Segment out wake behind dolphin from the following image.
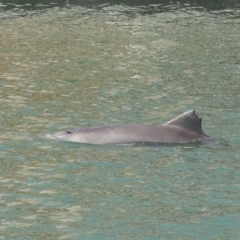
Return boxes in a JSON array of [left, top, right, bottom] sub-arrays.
[[52, 110, 216, 145]]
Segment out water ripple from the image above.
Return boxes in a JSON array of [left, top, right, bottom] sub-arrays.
[[0, 2, 240, 239]]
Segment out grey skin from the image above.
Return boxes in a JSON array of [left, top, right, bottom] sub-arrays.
[[53, 110, 213, 145]]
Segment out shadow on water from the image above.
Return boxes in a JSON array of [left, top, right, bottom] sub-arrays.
[[1, 0, 240, 12]]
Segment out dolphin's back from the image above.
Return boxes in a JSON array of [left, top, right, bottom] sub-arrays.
[[53, 110, 210, 145]]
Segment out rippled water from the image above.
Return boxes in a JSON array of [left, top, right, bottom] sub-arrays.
[[0, 1, 240, 239]]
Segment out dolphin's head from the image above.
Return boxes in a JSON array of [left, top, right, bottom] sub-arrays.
[[53, 130, 73, 141]]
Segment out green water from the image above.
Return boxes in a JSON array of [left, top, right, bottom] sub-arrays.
[[0, 2, 240, 239]]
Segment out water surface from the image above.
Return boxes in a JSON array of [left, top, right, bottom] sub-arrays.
[[0, 1, 240, 239]]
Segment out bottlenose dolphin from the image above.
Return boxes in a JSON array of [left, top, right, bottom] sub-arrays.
[[53, 110, 214, 145]]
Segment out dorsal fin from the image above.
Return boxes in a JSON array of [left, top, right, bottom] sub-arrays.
[[164, 110, 206, 135]]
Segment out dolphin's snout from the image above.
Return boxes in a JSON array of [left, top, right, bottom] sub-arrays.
[[53, 131, 69, 139]]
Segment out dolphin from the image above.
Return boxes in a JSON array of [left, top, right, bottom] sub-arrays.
[[52, 110, 215, 145]]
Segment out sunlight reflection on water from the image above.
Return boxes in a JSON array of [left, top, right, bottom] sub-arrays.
[[0, 2, 240, 239]]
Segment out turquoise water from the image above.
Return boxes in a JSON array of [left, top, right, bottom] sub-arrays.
[[0, 2, 240, 239]]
